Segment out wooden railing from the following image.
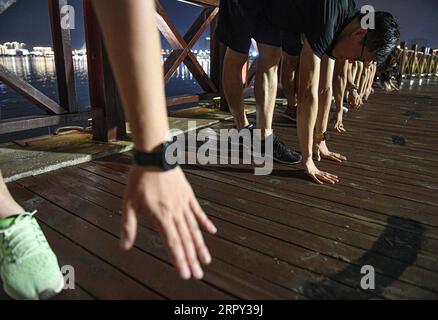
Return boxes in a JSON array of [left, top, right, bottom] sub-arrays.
[[397, 42, 438, 79], [0, 0, 99, 138], [0, 0, 227, 142]]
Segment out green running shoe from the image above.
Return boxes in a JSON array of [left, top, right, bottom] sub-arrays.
[[0, 211, 64, 300]]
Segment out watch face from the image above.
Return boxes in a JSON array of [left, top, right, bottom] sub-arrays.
[[324, 132, 331, 141]]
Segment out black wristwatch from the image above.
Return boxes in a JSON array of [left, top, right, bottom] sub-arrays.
[[133, 141, 178, 171]]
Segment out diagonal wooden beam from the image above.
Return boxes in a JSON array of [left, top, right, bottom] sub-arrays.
[[0, 64, 67, 115], [155, 1, 184, 49], [163, 49, 187, 82], [183, 7, 219, 49], [185, 52, 217, 91], [156, 1, 218, 92]]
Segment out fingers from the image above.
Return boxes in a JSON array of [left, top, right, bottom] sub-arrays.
[[190, 199, 217, 235], [174, 215, 204, 280], [336, 153, 348, 161], [155, 201, 216, 281], [326, 154, 343, 163], [120, 200, 138, 251], [309, 173, 323, 185], [157, 216, 192, 280], [184, 210, 212, 266], [318, 172, 339, 184], [317, 171, 340, 184], [326, 152, 347, 162], [308, 169, 339, 185]]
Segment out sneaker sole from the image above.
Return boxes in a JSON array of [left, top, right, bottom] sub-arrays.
[[252, 150, 302, 165], [3, 273, 64, 300], [273, 156, 302, 165]]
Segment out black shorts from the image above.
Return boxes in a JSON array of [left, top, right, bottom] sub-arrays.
[[216, 0, 281, 54], [216, 0, 302, 56], [282, 32, 303, 57]]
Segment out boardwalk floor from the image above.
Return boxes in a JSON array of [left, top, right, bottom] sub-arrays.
[[2, 80, 438, 300]]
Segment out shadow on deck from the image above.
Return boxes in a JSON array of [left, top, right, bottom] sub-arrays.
[[2, 80, 438, 300]]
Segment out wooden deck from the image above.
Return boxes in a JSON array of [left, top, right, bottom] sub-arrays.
[[2, 80, 438, 300]]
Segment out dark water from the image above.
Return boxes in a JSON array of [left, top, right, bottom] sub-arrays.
[[0, 55, 208, 142]]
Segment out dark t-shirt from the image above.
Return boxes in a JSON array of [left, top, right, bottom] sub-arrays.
[[266, 0, 358, 58]]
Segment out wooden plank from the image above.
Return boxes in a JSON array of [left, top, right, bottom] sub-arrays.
[[49, 0, 78, 113], [17, 170, 303, 299], [167, 93, 219, 106], [33, 169, 352, 299], [93, 150, 438, 240], [11, 179, 232, 300], [0, 64, 66, 115], [87, 153, 438, 252], [65, 163, 438, 276], [0, 109, 101, 135], [66, 161, 438, 299], [42, 225, 163, 299]]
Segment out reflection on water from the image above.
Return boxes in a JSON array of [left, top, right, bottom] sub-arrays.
[[0, 55, 210, 121]]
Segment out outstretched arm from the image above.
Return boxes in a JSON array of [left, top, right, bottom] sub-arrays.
[[298, 40, 339, 184], [333, 59, 348, 132], [93, 0, 217, 280], [315, 56, 347, 163]]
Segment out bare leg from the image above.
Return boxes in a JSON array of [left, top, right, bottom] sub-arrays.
[[0, 172, 24, 219], [222, 47, 250, 130], [281, 52, 299, 109], [254, 43, 282, 137]]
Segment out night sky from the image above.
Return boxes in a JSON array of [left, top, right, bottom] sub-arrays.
[[0, 0, 437, 49]]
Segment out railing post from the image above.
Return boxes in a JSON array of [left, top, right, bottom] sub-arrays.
[[83, 0, 127, 142], [48, 0, 78, 113], [399, 42, 408, 78], [209, 15, 229, 112], [410, 44, 419, 78], [434, 50, 438, 76]]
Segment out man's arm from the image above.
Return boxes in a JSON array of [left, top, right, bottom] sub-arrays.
[[346, 63, 362, 108], [364, 62, 377, 100], [314, 56, 347, 162], [93, 0, 217, 281], [333, 59, 348, 132], [298, 40, 339, 184], [358, 62, 371, 98]]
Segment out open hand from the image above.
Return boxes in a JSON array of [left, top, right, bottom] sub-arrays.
[[348, 90, 362, 109], [121, 166, 217, 280], [316, 140, 347, 163], [303, 158, 340, 185], [334, 112, 347, 133]]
